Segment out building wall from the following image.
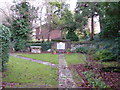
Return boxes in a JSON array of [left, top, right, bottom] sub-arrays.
[[31, 27, 62, 40]]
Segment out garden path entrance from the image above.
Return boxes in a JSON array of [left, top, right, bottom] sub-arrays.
[[58, 54, 77, 88]]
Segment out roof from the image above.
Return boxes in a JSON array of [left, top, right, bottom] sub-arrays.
[[36, 29, 61, 39]]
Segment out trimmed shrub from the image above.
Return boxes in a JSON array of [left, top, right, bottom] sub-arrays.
[[93, 38, 120, 62], [93, 49, 114, 61], [66, 31, 79, 41], [0, 25, 11, 72], [76, 47, 88, 53], [87, 47, 97, 55]]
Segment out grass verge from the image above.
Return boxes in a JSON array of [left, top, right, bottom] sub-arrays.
[[65, 53, 86, 87], [17, 53, 58, 64], [65, 53, 86, 65], [2, 56, 58, 88], [70, 68, 83, 87]]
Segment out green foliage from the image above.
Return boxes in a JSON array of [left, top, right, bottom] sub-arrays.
[[71, 42, 97, 55], [49, 2, 66, 29], [12, 21, 30, 51], [18, 54, 58, 64], [0, 25, 11, 72], [92, 39, 119, 62], [75, 47, 88, 53], [74, 2, 120, 62], [67, 48, 71, 52], [93, 49, 114, 61], [82, 71, 108, 88], [114, 38, 120, 62], [100, 16, 120, 38], [10, 1, 38, 51], [75, 2, 101, 40], [65, 54, 86, 65], [75, 2, 120, 40], [87, 46, 97, 55], [14, 39, 28, 51], [75, 11, 87, 31], [66, 31, 79, 41], [99, 2, 120, 39], [53, 48, 56, 51], [50, 2, 77, 39], [3, 56, 58, 86]]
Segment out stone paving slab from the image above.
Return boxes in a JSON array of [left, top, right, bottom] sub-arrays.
[[58, 54, 77, 88]]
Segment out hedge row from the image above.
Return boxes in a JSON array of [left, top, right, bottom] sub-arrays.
[[74, 39, 119, 62], [0, 25, 11, 72]]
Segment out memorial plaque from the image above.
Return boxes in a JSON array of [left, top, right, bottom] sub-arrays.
[[57, 42, 65, 49]]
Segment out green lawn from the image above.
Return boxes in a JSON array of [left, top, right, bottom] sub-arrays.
[[17, 53, 58, 64], [65, 53, 86, 65], [3, 56, 58, 88]]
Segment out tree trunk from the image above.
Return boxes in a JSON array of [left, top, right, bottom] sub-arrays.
[[61, 30, 65, 39], [48, 29, 51, 41], [90, 15, 94, 41]]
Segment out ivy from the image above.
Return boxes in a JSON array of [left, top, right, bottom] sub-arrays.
[[82, 71, 108, 88], [0, 24, 11, 72]]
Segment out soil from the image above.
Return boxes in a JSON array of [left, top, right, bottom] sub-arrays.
[[68, 55, 120, 89]]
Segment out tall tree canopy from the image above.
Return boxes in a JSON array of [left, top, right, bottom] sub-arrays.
[[75, 2, 100, 40], [99, 2, 120, 39], [48, 2, 78, 41], [10, 1, 38, 51]]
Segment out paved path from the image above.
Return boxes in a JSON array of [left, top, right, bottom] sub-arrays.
[[58, 54, 77, 88], [10, 54, 58, 68]]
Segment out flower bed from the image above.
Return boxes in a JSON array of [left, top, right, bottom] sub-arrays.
[[69, 63, 120, 89]]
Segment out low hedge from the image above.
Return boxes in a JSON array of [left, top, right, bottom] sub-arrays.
[[93, 49, 115, 61], [75, 47, 88, 53], [93, 39, 120, 62], [0, 25, 11, 72]]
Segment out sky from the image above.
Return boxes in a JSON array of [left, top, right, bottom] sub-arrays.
[[0, 0, 100, 33], [0, 0, 77, 25], [0, 0, 77, 11], [66, 0, 77, 11]]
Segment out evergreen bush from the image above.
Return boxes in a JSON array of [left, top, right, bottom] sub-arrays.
[[0, 25, 11, 72], [66, 31, 79, 41], [75, 47, 88, 53], [93, 49, 114, 61]]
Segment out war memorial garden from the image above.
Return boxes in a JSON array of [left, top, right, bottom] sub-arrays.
[[0, 1, 120, 89]]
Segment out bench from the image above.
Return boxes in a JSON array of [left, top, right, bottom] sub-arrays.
[[30, 46, 41, 53]]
